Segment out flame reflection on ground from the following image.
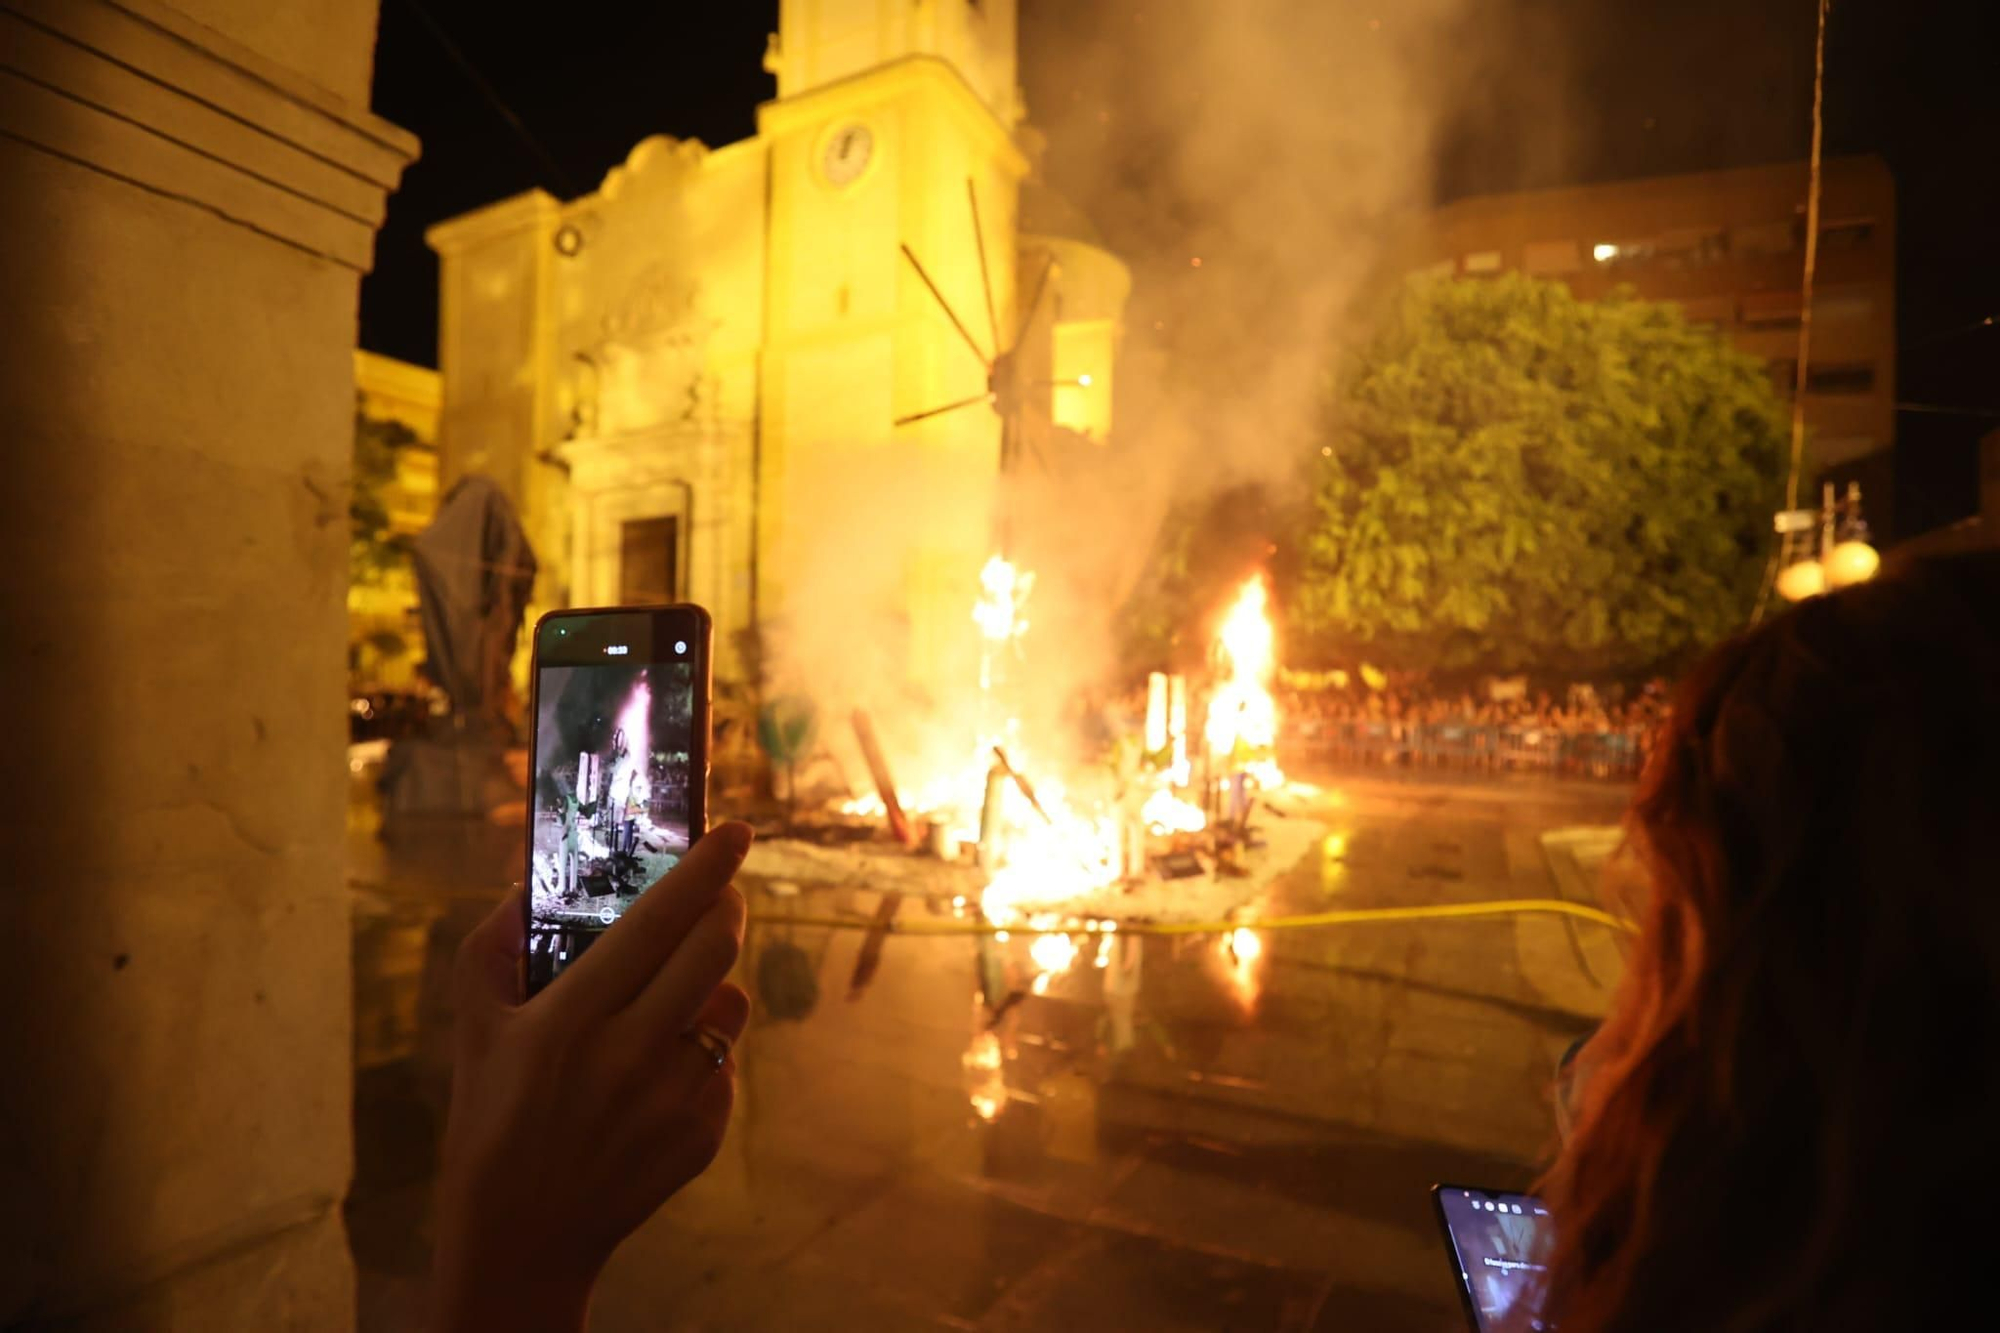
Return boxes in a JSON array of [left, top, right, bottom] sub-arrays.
[[963, 1027, 1007, 1122], [1223, 925, 1265, 1012]]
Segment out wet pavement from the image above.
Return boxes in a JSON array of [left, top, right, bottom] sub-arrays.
[[345, 770, 1629, 1331]]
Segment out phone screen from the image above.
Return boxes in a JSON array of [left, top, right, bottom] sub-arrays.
[[1433, 1185, 1554, 1331], [524, 606, 709, 995]]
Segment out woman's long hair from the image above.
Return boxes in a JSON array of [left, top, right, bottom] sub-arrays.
[[1536, 552, 2000, 1331]]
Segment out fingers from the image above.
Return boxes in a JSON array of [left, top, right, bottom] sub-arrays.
[[625, 886, 747, 1039], [692, 981, 751, 1046], [633, 1050, 736, 1202], [548, 823, 753, 1018], [454, 888, 526, 1037]]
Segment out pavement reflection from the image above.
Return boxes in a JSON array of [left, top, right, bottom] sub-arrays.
[[348, 769, 1628, 1331]]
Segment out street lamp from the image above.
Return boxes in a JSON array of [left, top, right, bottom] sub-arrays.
[[1775, 481, 1879, 602]]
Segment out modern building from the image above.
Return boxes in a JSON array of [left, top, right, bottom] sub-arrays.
[[349, 348, 440, 690], [425, 0, 1128, 703], [1401, 156, 1896, 480], [1893, 429, 2000, 557]]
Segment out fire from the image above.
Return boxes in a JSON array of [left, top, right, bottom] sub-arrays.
[[851, 560, 1292, 997], [982, 787, 1121, 927], [973, 554, 1033, 697], [607, 677, 652, 809], [840, 773, 980, 844], [1029, 930, 1078, 973], [1223, 924, 1264, 1011], [1027, 922, 1081, 994], [1205, 577, 1283, 788], [973, 554, 1031, 640], [1141, 785, 1207, 835], [963, 1028, 1007, 1122]]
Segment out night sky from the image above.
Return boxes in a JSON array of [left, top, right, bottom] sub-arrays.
[[360, 0, 2000, 537]]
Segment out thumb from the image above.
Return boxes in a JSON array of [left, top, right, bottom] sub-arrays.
[[454, 887, 525, 1034]]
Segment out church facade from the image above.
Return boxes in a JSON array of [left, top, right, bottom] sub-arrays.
[[427, 0, 1128, 699]]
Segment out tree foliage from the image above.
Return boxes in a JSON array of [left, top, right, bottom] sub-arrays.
[[352, 395, 418, 591], [1116, 484, 1305, 678], [1298, 273, 1786, 677]]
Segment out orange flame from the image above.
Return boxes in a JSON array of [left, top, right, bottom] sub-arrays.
[[1205, 576, 1283, 787]]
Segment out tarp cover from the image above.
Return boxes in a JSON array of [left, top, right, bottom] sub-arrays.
[[412, 475, 537, 721]]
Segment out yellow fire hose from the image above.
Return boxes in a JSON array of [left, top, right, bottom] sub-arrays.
[[351, 881, 1635, 937], [750, 897, 1635, 937]]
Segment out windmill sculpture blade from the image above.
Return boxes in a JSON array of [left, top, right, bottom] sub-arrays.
[[894, 391, 994, 427], [900, 243, 989, 367], [967, 178, 1001, 350], [1011, 252, 1055, 353]]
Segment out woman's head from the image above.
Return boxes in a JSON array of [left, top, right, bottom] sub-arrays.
[[1539, 551, 2000, 1332]]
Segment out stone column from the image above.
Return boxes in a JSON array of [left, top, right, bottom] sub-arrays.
[[0, 1, 415, 1328]]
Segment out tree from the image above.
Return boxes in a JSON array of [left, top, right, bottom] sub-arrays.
[[352, 396, 417, 593], [1116, 484, 1306, 678], [1298, 273, 1786, 678], [350, 397, 422, 677]]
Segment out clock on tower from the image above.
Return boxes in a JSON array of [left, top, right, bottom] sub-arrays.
[[820, 122, 874, 188]]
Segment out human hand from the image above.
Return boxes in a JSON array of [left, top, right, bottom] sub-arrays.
[[430, 822, 755, 1333]]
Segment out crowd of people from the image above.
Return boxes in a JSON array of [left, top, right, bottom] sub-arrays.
[[1279, 677, 1670, 780]]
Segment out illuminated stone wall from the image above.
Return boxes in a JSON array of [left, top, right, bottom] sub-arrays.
[[429, 0, 1129, 710], [0, 0, 415, 1326]]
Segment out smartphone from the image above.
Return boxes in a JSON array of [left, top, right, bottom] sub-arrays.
[[1431, 1183, 1555, 1331], [522, 604, 712, 996]]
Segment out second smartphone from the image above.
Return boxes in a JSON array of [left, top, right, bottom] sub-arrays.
[[521, 604, 712, 997]]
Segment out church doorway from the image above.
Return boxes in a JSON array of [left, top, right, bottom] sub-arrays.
[[618, 515, 681, 605]]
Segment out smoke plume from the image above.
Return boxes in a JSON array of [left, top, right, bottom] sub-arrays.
[[769, 0, 1552, 786]]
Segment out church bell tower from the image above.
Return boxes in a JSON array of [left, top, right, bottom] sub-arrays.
[[756, 0, 1030, 701], [764, 0, 1021, 122]]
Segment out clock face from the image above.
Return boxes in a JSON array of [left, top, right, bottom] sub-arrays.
[[821, 123, 873, 187]]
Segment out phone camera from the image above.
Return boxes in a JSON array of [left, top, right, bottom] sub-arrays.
[[674, 639, 688, 654]]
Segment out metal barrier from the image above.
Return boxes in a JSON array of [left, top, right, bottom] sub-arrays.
[[1285, 718, 1649, 781]]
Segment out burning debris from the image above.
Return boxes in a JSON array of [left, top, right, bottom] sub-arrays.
[[1206, 576, 1284, 820], [746, 561, 1320, 1020]]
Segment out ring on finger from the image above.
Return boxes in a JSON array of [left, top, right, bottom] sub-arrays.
[[684, 1024, 733, 1070]]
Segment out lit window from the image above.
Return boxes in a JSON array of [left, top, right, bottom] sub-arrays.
[[1051, 320, 1113, 440], [1591, 240, 1653, 266], [1463, 250, 1502, 274]]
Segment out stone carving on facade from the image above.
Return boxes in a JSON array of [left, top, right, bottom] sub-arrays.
[[575, 263, 722, 438]]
